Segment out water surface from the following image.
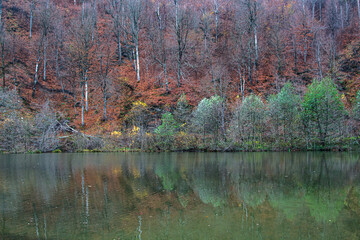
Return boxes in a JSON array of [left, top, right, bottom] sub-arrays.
[[0, 152, 359, 239]]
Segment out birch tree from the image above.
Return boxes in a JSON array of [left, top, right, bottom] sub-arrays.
[[29, 0, 35, 38], [73, 6, 95, 125], [125, 0, 142, 82]]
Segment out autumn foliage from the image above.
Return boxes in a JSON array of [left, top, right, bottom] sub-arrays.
[[0, 0, 359, 134]]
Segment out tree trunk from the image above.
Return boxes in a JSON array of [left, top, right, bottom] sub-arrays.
[[238, 67, 245, 101], [319, 0, 322, 22], [117, 35, 122, 65], [177, 53, 182, 87], [56, 48, 65, 98], [164, 63, 169, 92], [254, 25, 258, 66], [304, 35, 308, 63], [312, 0, 315, 20], [248, 40, 252, 84], [32, 55, 40, 98], [214, 0, 219, 43], [91, 0, 97, 42], [1, 36, 5, 91], [81, 84, 85, 126], [293, 36, 298, 72], [85, 71, 88, 111], [43, 36, 48, 81], [30, 0, 34, 38], [0, 0, 3, 24], [103, 91, 107, 120], [340, 6, 344, 29], [316, 38, 322, 79], [82, 0, 85, 23], [135, 42, 140, 82]]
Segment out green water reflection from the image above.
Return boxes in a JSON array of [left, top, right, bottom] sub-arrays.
[[0, 152, 359, 239]]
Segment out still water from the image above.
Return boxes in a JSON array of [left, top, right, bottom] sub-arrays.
[[0, 152, 359, 240]]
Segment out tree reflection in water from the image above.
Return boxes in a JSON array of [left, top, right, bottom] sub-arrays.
[[0, 152, 359, 239]]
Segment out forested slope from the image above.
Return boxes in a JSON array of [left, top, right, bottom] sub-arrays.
[[0, 0, 360, 152]]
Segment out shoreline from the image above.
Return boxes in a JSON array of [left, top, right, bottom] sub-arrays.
[[1, 146, 357, 154]]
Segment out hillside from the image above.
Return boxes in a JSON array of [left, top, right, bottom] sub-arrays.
[[0, 0, 360, 153]]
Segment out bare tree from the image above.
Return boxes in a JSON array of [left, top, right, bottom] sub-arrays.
[[149, 2, 169, 92], [107, 0, 124, 66], [0, 1, 6, 91], [213, 0, 219, 43], [29, 0, 35, 38], [72, 5, 95, 125], [0, 0, 2, 23], [326, 0, 339, 80], [54, 15, 66, 97], [125, 0, 142, 82], [198, 6, 211, 53], [32, 0, 55, 97], [32, 34, 44, 98], [96, 34, 112, 121], [39, 0, 53, 82], [312, 24, 324, 80], [171, 0, 191, 87], [231, 30, 247, 100], [243, 0, 259, 84]]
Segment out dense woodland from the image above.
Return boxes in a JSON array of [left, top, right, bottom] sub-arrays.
[[0, 0, 360, 152]]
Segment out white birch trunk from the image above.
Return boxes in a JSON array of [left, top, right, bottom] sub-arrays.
[[85, 73, 88, 111], [43, 36, 48, 81], [136, 43, 140, 82], [32, 56, 40, 97], [30, 0, 34, 38]]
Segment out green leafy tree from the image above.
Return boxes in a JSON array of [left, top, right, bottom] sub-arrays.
[[353, 91, 360, 121], [155, 112, 179, 149], [352, 91, 360, 139], [230, 94, 266, 148], [268, 83, 301, 146], [301, 78, 346, 148], [192, 95, 224, 143]]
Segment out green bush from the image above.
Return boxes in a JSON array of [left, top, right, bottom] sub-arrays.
[[301, 78, 347, 147], [353, 91, 360, 121], [230, 94, 266, 149], [268, 83, 301, 146], [192, 95, 225, 143], [155, 113, 179, 149]]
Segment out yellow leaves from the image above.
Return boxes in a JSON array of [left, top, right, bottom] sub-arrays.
[[178, 131, 187, 136], [111, 131, 122, 136], [128, 126, 140, 147], [132, 167, 141, 178], [341, 94, 346, 100], [112, 167, 122, 176], [133, 101, 147, 108], [132, 125, 140, 133]]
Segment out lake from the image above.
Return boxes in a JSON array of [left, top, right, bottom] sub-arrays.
[[0, 152, 359, 239]]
